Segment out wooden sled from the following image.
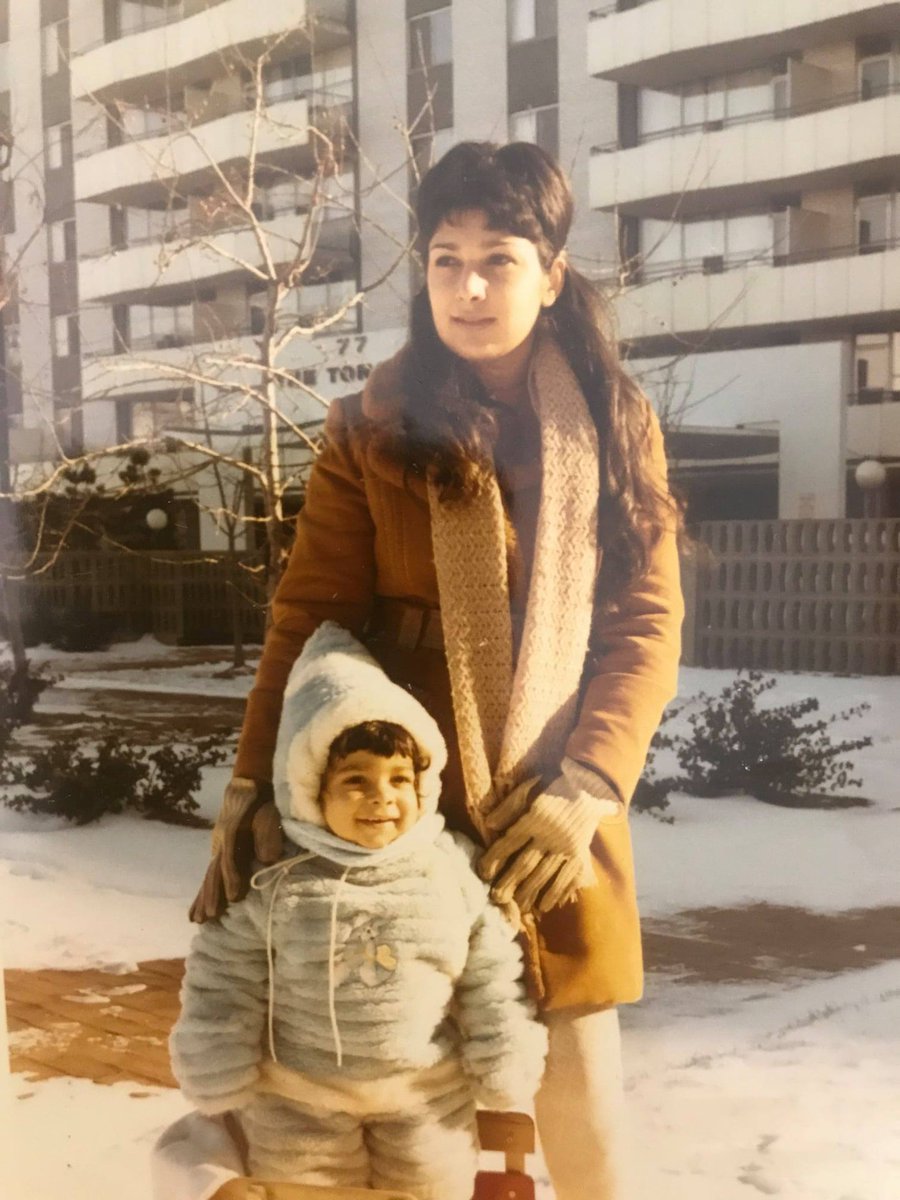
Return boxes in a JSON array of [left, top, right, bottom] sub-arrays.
[[219, 1110, 537, 1200]]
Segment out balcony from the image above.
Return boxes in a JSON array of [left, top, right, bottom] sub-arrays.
[[75, 96, 312, 206], [71, 0, 350, 106], [591, 90, 900, 218], [81, 278, 361, 401], [589, 1, 900, 89], [78, 212, 355, 305], [615, 241, 900, 344], [598, 80, 900, 153]]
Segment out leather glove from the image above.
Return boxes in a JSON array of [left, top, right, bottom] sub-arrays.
[[479, 758, 622, 915], [189, 778, 283, 923]]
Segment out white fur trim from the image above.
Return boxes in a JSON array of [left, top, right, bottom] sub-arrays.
[[274, 622, 447, 828]]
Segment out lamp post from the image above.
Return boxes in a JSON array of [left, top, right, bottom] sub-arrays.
[[854, 459, 886, 519]]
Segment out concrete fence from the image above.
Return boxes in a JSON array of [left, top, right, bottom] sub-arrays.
[[8, 551, 267, 646], [682, 519, 899, 675], [7, 519, 899, 674]]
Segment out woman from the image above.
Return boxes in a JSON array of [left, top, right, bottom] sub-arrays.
[[188, 141, 683, 1200]]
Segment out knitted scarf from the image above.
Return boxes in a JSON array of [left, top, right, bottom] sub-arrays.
[[427, 333, 600, 837]]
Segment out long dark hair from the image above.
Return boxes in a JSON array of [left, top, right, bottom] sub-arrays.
[[394, 140, 680, 596]]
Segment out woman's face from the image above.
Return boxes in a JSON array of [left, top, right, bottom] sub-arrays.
[[426, 209, 563, 369]]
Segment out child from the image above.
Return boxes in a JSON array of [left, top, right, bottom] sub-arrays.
[[168, 622, 547, 1200]]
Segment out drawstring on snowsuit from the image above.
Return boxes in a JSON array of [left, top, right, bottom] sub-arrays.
[[251, 854, 354, 1069]]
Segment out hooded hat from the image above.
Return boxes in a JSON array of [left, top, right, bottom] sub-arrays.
[[272, 622, 447, 840]]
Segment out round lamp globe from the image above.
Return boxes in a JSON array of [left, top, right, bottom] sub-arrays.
[[145, 507, 169, 531]]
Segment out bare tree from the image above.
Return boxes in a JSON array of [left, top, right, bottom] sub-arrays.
[[76, 25, 418, 611]]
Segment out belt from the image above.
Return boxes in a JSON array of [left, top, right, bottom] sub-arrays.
[[366, 597, 445, 652], [366, 597, 525, 653]]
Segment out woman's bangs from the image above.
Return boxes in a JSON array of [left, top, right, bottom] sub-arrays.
[[419, 176, 543, 251]]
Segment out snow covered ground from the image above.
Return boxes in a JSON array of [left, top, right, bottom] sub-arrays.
[[2, 642, 899, 1198]]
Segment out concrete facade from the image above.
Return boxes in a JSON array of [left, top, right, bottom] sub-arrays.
[[1, 0, 617, 548], [590, 0, 900, 519]]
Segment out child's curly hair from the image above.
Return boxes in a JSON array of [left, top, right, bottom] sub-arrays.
[[325, 720, 431, 777]]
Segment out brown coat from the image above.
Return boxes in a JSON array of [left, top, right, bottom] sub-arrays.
[[234, 354, 684, 1012]]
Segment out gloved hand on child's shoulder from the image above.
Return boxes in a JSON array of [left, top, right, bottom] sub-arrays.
[[189, 777, 283, 924]]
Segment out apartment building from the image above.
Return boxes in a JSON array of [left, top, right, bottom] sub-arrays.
[[589, 0, 900, 520], [0, 0, 616, 549]]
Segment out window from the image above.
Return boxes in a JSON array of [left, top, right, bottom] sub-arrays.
[[857, 193, 892, 251], [124, 204, 187, 246], [772, 73, 790, 116], [677, 80, 726, 128], [258, 177, 309, 219], [265, 277, 357, 333], [119, 0, 175, 38], [507, 0, 557, 42], [724, 68, 771, 119], [42, 22, 66, 77], [48, 219, 76, 263], [859, 55, 892, 100], [683, 219, 725, 264], [643, 211, 775, 274], [638, 88, 681, 138], [771, 208, 789, 260], [128, 302, 193, 350], [121, 102, 171, 140], [725, 213, 771, 262], [641, 219, 682, 270], [508, 0, 536, 43], [408, 8, 452, 71], [509, 105, 558, 158], [681, 82, 707, 128], [854, 333, 900, 402], [704, 78, 726, 124], [264, 56, 311, 105], [132, 398, 193, 439], [53, 314, 79, 359], [315, 58, 354, 107], [45, 122, 70, 170]]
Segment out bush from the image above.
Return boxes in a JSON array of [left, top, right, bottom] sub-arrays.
[[19, 604, 118, 652], [1, 723, 228, 825], [674, 670, 872, 805], [631, 773, 675, 821], [632, 709, 678, 822]]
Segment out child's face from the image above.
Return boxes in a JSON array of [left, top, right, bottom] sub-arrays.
[[320, 750, 420, 848]]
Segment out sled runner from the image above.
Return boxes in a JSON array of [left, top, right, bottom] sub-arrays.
[[218, 1110, 537, 1200]]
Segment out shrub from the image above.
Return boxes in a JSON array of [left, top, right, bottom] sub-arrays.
[[632, 709, 678, 822], [13, 601, 118, 651], [674, 670, 872, 804], [1, 723, 228, 826]]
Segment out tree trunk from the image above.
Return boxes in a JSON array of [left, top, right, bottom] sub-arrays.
[[0, 572, 35, 721], [260, 290, 287, 603], [227, 547, 246, 670], [0, 573, 27, 675]]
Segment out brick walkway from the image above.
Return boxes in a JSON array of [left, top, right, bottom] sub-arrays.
[[7, 959, 183, 1089], [6, 904, 899, 1092]]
